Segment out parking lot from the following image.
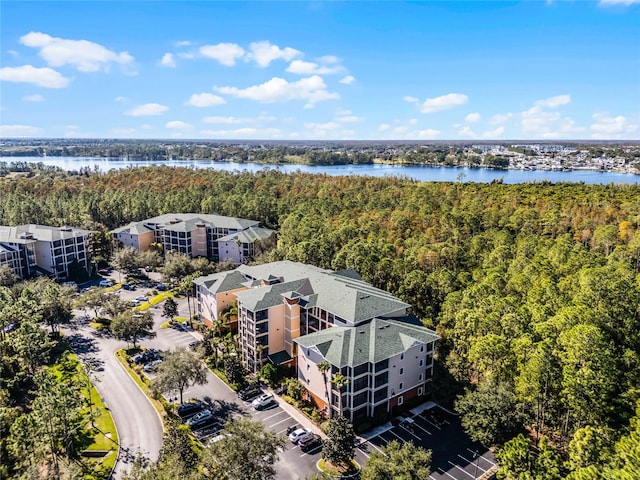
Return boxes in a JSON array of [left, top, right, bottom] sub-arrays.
[[359, 403, 497, 480]]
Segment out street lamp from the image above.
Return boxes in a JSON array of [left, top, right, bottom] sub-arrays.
[[473, 450, 479, 479]]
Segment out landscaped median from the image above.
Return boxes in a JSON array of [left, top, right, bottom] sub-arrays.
[[133, 291, 174, 312], [115, 348, 169, 424]]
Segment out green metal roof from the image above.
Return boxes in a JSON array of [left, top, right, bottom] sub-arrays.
[[193, 270, 247, 293], [294, 318, 439, 367]]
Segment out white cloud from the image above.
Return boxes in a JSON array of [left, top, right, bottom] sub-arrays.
[[175, 40, 192, 47], [489, 113, 513, 125], [591, 113, 638, 139], [115, 96, 128, 102], [160, 53, 176, 67], [304, 121, 355, 139], [286, 59, 345, 75], [200, 127, 282, 138], [521, 106, 561, 136], [0, 65, 70, 88], [178, 52, 195, 59], [419, 93, 468, 114], [335, 110, 363, 123], [214, 75, 339, 106], [403, 96, 419, 103], [247, 41, 301, 67], [185, 93, 226, 107], [378, 123, 391, 131], [317, 55, 340, 64], [339, 75, 355, 85], [20, 31, 134, 73], [0, 124, 42, 136], [457, 126, 477, 138], [125, 103, 168, 116], [482, 126, 505, 139], [165, 120, 193, 130], [8, 50, 19, 57], [415, 129, 441, 139], [599, 0, 640, 5], [465, 112, 481, 123], [199, 43, 245, 66], [203, 115, 274, 124], [534, 94, 571, 108], [23, 94, 43, 102]]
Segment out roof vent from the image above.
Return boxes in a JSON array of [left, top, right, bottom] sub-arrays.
[[359, 330, 365, 334]]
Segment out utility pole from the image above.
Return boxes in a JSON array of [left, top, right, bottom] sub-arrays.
[[473, 450, 480, 479]]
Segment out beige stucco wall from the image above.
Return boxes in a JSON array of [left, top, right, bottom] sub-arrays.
[[192, 226, 208, 257], [267, 303, 285, 354], [298, 347, 332, 408], [218, 239, 242, 264]]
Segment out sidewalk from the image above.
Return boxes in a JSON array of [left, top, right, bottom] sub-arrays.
[[268, 388, 326, 438]]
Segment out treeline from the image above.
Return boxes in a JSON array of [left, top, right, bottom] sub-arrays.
[[1, 167, 639, 475]]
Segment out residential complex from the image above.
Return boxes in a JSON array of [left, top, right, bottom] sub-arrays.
[[0, 224, 92, 280], [194, 261, 439, 424], [111, 213, 275, 263]]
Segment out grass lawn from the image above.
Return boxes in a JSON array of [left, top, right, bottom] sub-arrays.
[[317, 458, 361, 477], [133, 291, 174, 312]]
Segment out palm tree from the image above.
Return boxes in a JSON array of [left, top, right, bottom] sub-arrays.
[[331, 373, 349, 418], [317, 360, 331, 418], [256, 344, 266, 369]]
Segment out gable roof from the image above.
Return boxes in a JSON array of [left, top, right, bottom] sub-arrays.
[[217, 226, 276, 243], [111, 222, 152, 235], [193, 270, 247, 293], [0, 224, 91, 243], [143, 213, 260, 231], [295, 318, 439, 367]]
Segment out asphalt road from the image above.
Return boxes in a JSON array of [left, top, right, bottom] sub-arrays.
[[64, 319, 164, 479]]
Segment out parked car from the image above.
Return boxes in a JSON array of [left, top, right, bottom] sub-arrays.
[[156, 284, 167, 291], [251, 393, 275, 410], [177, 401, 205, 420], [186, 409, 215, 429], [299, 433, 322, 453], [99, 280, 113, 287], [238, 385, 262, 401], [143, 359, 162, 372], [132, 349, 161, 364], [122, 283, 136, 291], [188, 340, 203, 350], [288, 427, 312, 444], [135, 295, 148, 302], [98, 268, 111, 275]]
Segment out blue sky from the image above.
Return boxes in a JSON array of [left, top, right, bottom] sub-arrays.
[[1, 1, 639, 140]]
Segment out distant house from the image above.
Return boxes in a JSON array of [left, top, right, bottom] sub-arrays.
[[194, 261, 439, 424], [0, 224, 92, 280], [110, 213, 276, 263]]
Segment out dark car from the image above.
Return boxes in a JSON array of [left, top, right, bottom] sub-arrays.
[[122, 283, 136, 291], [186, 409, 216, 430], [98, 268, 111, 275], [299, 433, 322, 453], [132, 349, 161, 364], [156, 284, 167, 291], [238, 385, 262, 401], [177, 401, 205, 420]]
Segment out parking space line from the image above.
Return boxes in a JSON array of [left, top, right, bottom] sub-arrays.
[[357, 448, 370, 458], [261, 410, 286, 422], [438, 468, 460, 480], [399, 424, 423, 441], [300, 445, 322, 457], [389, 429, 408, 443], [267, 417, 292, 429], [449, 461, 475, 479], [422, 416, 442, 430], [429, 476, 437, 480], [362, 439, 386, 454], [458, 454, 487, 473], [466, 449, 496, 466], [412, 421, 433, 436]]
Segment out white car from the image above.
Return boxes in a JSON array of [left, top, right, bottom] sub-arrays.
[[288, 427, 312, 444], [251, 393, 275, 410], [135, 295, 148, 302], [99, 280, 113, 287]]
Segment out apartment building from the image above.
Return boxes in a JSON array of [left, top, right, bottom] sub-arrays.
[[0, 224, 92, 280], [0, 243, 22, 279], [111, 213, 275, 263], [194, 261, 439, 423]]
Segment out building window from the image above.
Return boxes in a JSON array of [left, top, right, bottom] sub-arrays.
[[419, 359, 424, 367], [307, 378, 310, 385], [398, 396, 404, 406], [418, 387, 423, 396], [420, 345, 424, 352], [400, 353, 404, 360], [399, 368, 404, 375], [307, 364, 310, 371], [419, 373, 423, 381], [399, 382, 403, 390]]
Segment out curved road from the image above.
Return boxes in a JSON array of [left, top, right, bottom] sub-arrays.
[[65, 319, 163, 478]]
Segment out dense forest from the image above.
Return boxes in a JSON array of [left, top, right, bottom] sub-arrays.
[[1, 166, 639, 477]]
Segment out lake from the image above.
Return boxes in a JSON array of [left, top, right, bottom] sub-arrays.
[[2, 156, 639, 185]]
